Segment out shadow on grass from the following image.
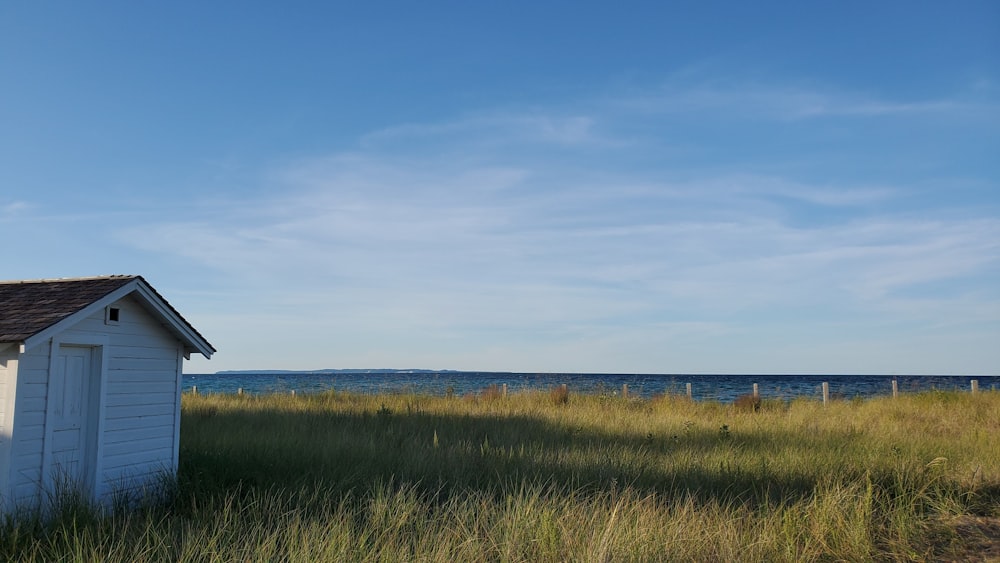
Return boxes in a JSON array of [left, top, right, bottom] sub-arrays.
[[179, 400, 869, 510]]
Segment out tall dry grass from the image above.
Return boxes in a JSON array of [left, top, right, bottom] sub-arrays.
[[1, 389, 997, 561]]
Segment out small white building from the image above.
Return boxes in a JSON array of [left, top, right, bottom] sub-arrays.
[[0, 276, 214, 510]]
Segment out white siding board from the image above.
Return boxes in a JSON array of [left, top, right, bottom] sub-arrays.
[[14, 352, 48, 372], [110, 342, 178, 357], [104, 337, 179, 353], [103, 426, 172, 445], [109, 323, 177, 342], [11, 483, 42, 503], [11, 454, 43, 497], [12, 397, 46, 416], [104, 403, 175, 419], [14, 412, 44, 428], [102, 414, 174, 432], [101, 476, 160, 495], [101, 470, 170, 496], [107, 371, 175, 384], [105, 381, 177, 395], [11, 420, 45, 497], [13, 425, 44, 443], [105, 332, 183, 350], [17, 382, 47, 399], [103, 436, 174, 458], [16, 370, 48, 385], [102, 447, 174, 470], [104, 460, 172, 478], [109, 358, 178, 372], [13, 462, 40, 482], [105, 392, 176, 408], [102, 470, 162, 488], [107, 382, 177, 394]]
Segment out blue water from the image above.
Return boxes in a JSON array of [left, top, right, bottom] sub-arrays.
[[182, 372, 999, 403]]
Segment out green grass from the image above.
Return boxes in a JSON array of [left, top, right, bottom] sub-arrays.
[[2, 389, 998, 561]]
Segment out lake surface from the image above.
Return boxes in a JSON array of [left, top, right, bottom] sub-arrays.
[[182, 372, 999, 403]]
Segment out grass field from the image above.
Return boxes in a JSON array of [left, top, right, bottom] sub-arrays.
[[2, 389, 999, 561]]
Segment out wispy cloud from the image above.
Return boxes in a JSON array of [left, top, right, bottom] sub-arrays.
[[120, 79, 999, 372], [360, 113, 604, 149], [1, 201, 30, 217], [120, 150, 999, 325], [617, 76, 989, 121]]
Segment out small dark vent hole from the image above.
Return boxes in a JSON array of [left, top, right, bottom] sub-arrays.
[[109, 308, 120, 322]]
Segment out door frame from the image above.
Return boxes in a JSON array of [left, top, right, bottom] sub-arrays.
[[40, 335, 109, 502]]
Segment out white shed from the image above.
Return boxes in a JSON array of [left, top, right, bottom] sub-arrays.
[[0, 275, 214, 510]]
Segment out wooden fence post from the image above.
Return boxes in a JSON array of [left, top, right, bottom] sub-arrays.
[[192, 385, 197, 395], [238, 387, 243, 395], [291, 390, 296, 397], [622, 384, 629, 398], [822, 382, 829, 405], [686, 382, 692, 399], [971, 380, 979, 394], [892, 379, 898, 399], [752, 383, 759, 398], [502, 383, 508, 399]]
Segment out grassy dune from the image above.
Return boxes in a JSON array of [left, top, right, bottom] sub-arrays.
[[2, 389, 999, 561]]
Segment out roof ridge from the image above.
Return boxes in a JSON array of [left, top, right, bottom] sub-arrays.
[[0, 275, 138, 285]]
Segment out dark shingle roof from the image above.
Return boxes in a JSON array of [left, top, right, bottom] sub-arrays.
[[0, 276, 139, 342]]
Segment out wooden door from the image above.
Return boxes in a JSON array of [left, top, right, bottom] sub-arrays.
[[50, 346, 96, 491]]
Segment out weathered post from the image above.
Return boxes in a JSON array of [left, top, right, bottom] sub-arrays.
[[971, 380, 979, 394], [622, 384, 629, 398], [822, 382, 830, 405], [752, 383, 759, 398], [502, 383, 508, 399], [686, 382, 692, 399], [892, 379, 898, 398], [291, 389, 296, 397], [238, 387, 243, 395], [192, 385, 197, 395]]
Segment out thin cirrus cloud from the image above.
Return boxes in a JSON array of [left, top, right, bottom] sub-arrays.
[[121, 80, 997, 373], [1, 201, 30, 218], [361, 114, 602, 149], [617, 77, 985, 121], [126, 156, 991, 310]]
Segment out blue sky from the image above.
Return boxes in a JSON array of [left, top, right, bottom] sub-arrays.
[[2, 2, 998, 374]]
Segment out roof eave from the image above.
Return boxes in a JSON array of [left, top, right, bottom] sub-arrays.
[[132, 281, 215, 359], [20, 278, 215, 359]]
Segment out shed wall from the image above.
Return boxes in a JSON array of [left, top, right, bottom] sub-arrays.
[[8, 295, 183, 506]]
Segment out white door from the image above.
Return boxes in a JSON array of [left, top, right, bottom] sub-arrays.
[[50, 346, 96, 491]]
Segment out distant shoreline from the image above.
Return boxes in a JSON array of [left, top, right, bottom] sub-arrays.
[[209, 369, 997, 377]]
